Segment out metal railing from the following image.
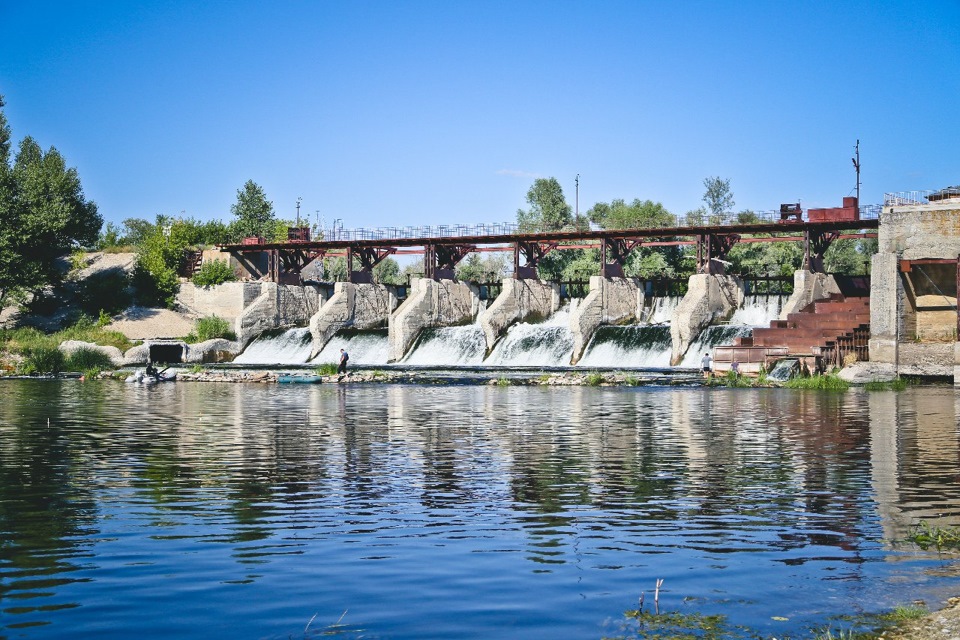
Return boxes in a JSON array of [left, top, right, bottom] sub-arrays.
[[316, 205, 882, 242], [884, 190, 935, 206]]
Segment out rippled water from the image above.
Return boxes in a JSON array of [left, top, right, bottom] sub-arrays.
[[1, 380, 959, 639]]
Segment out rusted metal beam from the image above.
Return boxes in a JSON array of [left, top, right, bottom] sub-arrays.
[[514, 240, 560, 279]]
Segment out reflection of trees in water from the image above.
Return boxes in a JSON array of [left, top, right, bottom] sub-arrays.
[[3, 380, 960, 615], [0, 381, 102, 620]]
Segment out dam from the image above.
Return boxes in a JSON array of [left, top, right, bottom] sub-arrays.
[[165, 191, 959, 381]]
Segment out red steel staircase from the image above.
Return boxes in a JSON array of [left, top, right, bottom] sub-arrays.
[[714, 294, 870, 373]]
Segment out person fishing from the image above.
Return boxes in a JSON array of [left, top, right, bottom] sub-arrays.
[[337, 348, 349, 382]]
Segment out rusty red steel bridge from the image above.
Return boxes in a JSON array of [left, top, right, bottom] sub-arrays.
[[218, 201, 880, 285]]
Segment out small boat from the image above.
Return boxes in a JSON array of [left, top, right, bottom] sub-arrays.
[[126, 370, 178, 384], [277, 374, 323, 384]]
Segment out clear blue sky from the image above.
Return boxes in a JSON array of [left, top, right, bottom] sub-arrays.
[[1, 1, 958, 230]]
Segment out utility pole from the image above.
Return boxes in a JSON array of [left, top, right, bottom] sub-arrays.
[[575, 174, 580, 219], [851, 140, 861, 205], [296, 197, 302, 226]]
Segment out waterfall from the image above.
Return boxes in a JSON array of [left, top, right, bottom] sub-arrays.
[[401, 325, 486, 366], [233, 328, 312, 364], [312, 330, 390, 365], [485, 302, 577, 366], [230, 293, 788, 369], [578, 324, 673, 368]]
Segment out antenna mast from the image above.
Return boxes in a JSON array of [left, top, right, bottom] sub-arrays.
[[851, 140, 861, 204]]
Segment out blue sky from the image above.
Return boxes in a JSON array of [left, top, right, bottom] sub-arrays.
[[1, 1, 958, 231]]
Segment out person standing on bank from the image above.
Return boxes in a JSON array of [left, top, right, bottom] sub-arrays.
[[701, 352, 712, 379], [338, 349, 349, 376]]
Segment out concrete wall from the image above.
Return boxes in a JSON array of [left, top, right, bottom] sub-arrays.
[[178, 282, 325, 347], [670, 274, 744, 365], [477, 278, 560, 356], [879, 204, 960, 258], [869, 203, 960, 382], [310, 282, 398, 359], [569, 276, 644, 365], [779, 270, 841, 319]]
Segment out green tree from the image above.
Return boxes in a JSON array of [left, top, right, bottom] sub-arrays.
[[516, 177, 575, 232], [702, 176, 734, 223], [229, 180, 275, 240], [373, 257, 405, 285], [455, 252, 509, 282], [588, 198, 675, 230], [130, 215, 194, 307], [0, 96, 102, 309]]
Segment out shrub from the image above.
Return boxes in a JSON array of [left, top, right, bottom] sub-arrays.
[[586, 372, 604, 386], [783, 374, 849, 391], [19, 345, 65, 375], [188, 315, 236, 343], [192, 260, 236, 287], [315, 363, 338, 376], [65, 347, 115, 374]]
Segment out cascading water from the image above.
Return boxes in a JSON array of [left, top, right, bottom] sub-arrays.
[[233, 328, 313, 364], [312, 329, 390, 365], [401, 325, 486, 366], [232, 293, 787, 370], [485, 302, 577, 366], [578, 324, 673, 368]]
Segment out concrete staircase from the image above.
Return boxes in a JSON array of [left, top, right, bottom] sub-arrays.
[[714, 294, 870, 373]]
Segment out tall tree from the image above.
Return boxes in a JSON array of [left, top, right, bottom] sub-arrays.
[[516, 177, 574, 232], [702, 176, 735, 223], [229, 180, 275, 240], [0, 96, 102, 308]]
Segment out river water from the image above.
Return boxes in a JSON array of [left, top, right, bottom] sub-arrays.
[[1, 380, 959, 639]]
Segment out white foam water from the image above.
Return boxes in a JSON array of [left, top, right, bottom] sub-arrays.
[[233, 327, 313, 364]]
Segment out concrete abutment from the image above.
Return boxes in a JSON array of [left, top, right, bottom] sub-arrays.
[[569, 277, 644, 365], [388, 278, 481, 363], [310, 283, 398, 359], [477, 279, 560, 356], [670, 274, 744, 365]]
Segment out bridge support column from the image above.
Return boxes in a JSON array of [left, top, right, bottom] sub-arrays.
[[309, 282, 398, 358], [388, 278, 481, 362], [478, 279, 560, 355], [670, 274, 744, 365], [778, 270, 841, 319], [569, 276, 644, 365]]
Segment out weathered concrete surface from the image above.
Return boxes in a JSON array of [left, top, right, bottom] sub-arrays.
[[477, 279, 560, 355], [869, 204, 960, 380], [779, 270, 841, 319], [869, 253, 900, 343], [311, 282, 398, 359], [569, 276, 644, 365], [879, 204, 960, 258], [178, 282, 325, 347], [955, 342, 960, 387], [670, 274, 744, 365], [388, 278, 480, 362]]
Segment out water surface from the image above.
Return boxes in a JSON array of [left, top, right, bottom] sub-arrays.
[[1, 381, 958, 639]]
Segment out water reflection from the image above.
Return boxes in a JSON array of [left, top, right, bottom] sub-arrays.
[[0, 381, 958, 639]]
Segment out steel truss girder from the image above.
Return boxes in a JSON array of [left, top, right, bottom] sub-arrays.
[[601, 237, 644, 278], [696, 233, 741, 274], [804, 230, 840, 273], [514, 240, 560, 279], [348, 245, 396, 284]]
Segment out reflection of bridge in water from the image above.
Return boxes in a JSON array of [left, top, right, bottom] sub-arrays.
[[219, 202, 880, 284]]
